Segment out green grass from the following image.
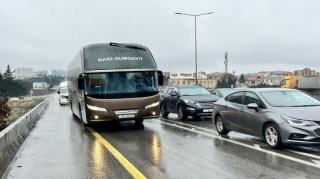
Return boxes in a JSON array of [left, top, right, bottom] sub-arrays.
[[8, 99, 44, 110]]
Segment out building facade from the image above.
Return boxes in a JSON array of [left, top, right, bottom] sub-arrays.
[[294, 68, 316, 77], [14, 67, 33, 78], [168, 72, 217, 89], [262, 75, 283, 86], [47, 68, 53, 76], [245, 76, 262, 87]]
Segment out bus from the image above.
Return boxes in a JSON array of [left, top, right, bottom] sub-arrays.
[[67, 42, 163, 126]]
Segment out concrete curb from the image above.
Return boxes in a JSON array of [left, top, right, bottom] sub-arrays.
[[0, 95, 53, 177]]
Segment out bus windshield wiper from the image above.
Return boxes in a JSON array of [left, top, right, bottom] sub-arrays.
[[110, 42, 146, 51]]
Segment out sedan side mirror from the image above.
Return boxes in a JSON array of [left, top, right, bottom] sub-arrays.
[[247, 103, 259, 112]]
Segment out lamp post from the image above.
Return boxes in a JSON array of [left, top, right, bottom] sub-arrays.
[[175, 12, 213, 85]]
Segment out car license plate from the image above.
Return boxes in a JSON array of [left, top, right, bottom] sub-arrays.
[[203, 109, 213, 112], [119, 114, 135, 118]]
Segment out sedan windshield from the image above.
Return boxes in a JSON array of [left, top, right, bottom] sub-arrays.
[[260, 91, 320, 107], [180, 87, 211, 96], [84, 71, 159, 99]]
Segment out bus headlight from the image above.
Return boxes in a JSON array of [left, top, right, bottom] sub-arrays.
[[87, 104, 107, 111], [145, 102, 159, 109]]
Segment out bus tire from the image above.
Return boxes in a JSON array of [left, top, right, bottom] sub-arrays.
[[79, 108, 89, 127], [135, 119, 144, 125], [70, 102, 76, 117]]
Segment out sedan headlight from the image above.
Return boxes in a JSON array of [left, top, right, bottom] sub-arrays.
[[87, 104, 107, 111], [281, 115, 315, 126], [182, 99, 196, 104], [145, 102, 159, 109]]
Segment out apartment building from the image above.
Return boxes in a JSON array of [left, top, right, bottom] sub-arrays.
[[293, 68, 316, 77], [168, 72, 217, 89], [14, 67, 33, 78]]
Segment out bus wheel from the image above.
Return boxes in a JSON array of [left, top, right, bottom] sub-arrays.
[[135, 119, 144, 125], [70, 102, 76, 117], [79, 108, 89, 127]]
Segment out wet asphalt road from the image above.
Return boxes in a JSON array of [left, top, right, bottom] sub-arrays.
[[2, 95, 320, 179]]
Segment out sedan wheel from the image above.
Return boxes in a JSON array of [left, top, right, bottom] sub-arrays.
[[264, 124, 282, 149], [177, 105, 187, 120], [215, 115, 229, 135]]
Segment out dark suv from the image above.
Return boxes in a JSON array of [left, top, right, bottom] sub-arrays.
[[160, 85, 220, 120]]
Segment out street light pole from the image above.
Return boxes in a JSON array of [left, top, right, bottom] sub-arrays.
[[195, 16, 197, 85], [175, 12, 213, 85]]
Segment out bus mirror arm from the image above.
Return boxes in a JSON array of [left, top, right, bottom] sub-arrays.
[[158, 70, 164, 86], [78, 78, 85, 90]]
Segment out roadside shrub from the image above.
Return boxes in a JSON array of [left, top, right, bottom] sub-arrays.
[[0, 96, 11, 130]]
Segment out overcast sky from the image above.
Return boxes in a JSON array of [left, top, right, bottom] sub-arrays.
[[1, 0, 320, 75]]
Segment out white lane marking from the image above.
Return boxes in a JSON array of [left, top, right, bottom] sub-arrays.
[[312, 160, 320, 166], [160, 118, 218, 134], [254, 144, 261, 150], [285, 150, 320, 160], [158, 120, 320, 169]]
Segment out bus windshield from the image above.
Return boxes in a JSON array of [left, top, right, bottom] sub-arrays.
[[84, 71, 159, 99]]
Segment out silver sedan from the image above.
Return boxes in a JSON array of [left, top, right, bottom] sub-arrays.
[[212, 88, 320, 148]]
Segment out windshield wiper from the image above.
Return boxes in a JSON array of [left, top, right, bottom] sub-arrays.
[[110, 42, 146, 51]]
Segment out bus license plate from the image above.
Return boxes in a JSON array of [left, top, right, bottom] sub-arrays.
[[203, 109, 213, 112], [119, 114, 135, 118]]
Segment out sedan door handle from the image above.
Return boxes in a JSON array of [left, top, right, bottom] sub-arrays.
[[240, 109, 244, 112]]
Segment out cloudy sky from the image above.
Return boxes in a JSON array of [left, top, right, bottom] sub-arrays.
[[1, 0, 320, 75]]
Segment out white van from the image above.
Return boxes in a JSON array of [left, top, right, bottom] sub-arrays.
[[57, 81, 69, 105]]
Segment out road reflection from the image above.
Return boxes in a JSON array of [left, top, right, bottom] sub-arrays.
[[152, 134, 161, 165], [92, 140, 107, 178]]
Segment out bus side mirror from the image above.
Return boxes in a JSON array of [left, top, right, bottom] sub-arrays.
[[78, 78, 85, 90], [158, 71, 163, 85]]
